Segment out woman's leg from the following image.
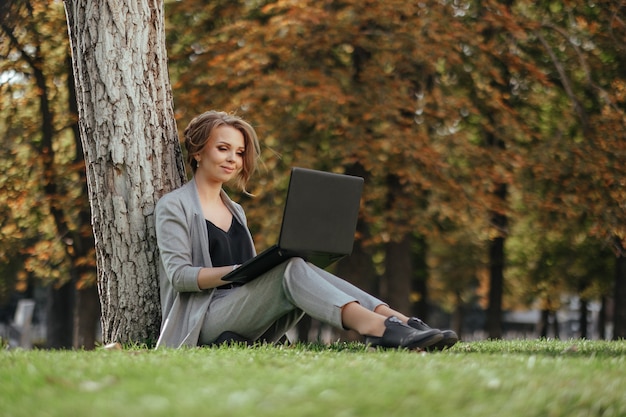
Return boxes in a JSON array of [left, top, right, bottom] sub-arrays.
[[373, 305, 410, 323], [341, 301, 387, 336], [199, 258, 363, 344], [198, 261, 305, 344], [307, 262, 418, 324], [200, 257, 442, 349]]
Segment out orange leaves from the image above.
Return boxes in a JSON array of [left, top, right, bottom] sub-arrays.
[[165, 0, 626, 299]]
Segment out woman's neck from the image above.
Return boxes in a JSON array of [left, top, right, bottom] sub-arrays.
[[194, 175, 223, 204]]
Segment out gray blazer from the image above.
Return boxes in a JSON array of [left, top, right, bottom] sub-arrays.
[[154, 178, 256, 348]]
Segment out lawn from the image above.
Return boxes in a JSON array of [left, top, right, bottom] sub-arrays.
[[1, 339, 625, 417]]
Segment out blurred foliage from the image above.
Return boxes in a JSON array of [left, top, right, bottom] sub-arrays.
[[0, 0, 96, 305], [0, 0, 624, 324], [164, 0, 624, 312]]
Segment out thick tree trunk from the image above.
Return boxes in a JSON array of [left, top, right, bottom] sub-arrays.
[[64, 0, 185, 344], [67, 53, 101, 349]]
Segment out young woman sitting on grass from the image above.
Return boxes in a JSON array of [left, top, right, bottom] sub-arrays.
[[155, 110, 458, 351]]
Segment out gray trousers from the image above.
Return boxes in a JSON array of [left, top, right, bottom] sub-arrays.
[[198, 257, 385, 344]]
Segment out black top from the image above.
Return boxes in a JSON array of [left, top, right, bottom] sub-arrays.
[[205, 218, 254, 267]]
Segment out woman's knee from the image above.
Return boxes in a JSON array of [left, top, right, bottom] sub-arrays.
[[287, 257, 307, 269]]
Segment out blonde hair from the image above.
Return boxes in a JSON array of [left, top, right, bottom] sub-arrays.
[[184, 111, 260, 192]]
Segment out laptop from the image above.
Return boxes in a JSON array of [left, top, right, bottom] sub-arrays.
[[222, 167, 364, 284]]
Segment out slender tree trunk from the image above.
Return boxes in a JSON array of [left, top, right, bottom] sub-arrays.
[[380, 174, 412, 315], [579, 298, 588, 339], [486, 212, 506, 338], [384, 236, 412, 315], [613, 238, 626, 340], [64, 0, 185, 344], [46, 281, 75, 349], [411, 234, 429, 320], [74, 285, 100, 349], [539, 309, 549, 338], [332, 163, 378, 342], [553, 313, 560, 339], [599, 296, 607, 340], [334, 239, 378, 342], [451, 291, 464, 338]]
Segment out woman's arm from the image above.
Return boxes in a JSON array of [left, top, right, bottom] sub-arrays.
[[156, 192, 242, 291], [155, 195, 203, 292], [196, 265, 239, 290]]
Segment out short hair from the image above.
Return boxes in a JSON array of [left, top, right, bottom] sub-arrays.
[[183, 110, 261, 193]]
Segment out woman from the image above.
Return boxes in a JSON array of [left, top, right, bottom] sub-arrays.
[[155, 110, 458, 350]]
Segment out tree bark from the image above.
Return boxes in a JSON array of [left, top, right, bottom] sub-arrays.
[[64, 0, 185, 344], [67, 53, 101, 349]]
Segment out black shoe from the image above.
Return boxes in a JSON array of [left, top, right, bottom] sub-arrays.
[[365, 316, 443, 350], [407, 317, 459, 350], [212, 331, 253, 346]]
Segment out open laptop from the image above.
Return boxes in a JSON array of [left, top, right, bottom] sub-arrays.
[[222, 167, 364, 284]]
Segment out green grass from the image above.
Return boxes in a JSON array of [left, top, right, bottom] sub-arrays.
[[2, 339, 625, 417]]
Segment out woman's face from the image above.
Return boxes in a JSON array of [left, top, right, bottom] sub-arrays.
[[194, 125, 245, 185]]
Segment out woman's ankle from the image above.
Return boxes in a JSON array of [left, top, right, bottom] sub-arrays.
[[341, 302, 386, 337], [374, 305, 409, 323]]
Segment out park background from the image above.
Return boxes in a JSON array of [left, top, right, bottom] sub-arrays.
[[0, 0, 625, 349]]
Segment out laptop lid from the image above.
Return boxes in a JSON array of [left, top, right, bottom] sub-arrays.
[[222, 167, 364, 283], [277, 167, 363, 256]]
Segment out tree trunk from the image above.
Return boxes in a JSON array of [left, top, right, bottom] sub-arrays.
[[613, 238, 626, 340], [46, 281, 75, 349], [486, 225, 506, 338], [64, 0, 185, 344], [451, 291, 464, 338], [553, 313, 560, 339], [74, 285, 100, 349], [380, 174, 412, 315], [599, 296, 607, 340], [579, 298, 588, 339], [332, 163, 378, 342], [539, 309, 549, 338], [384, 236, 412, 316], [67, 53, 101, 349], [411, 234, 429, 320], [485, 183, 507, 339]]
